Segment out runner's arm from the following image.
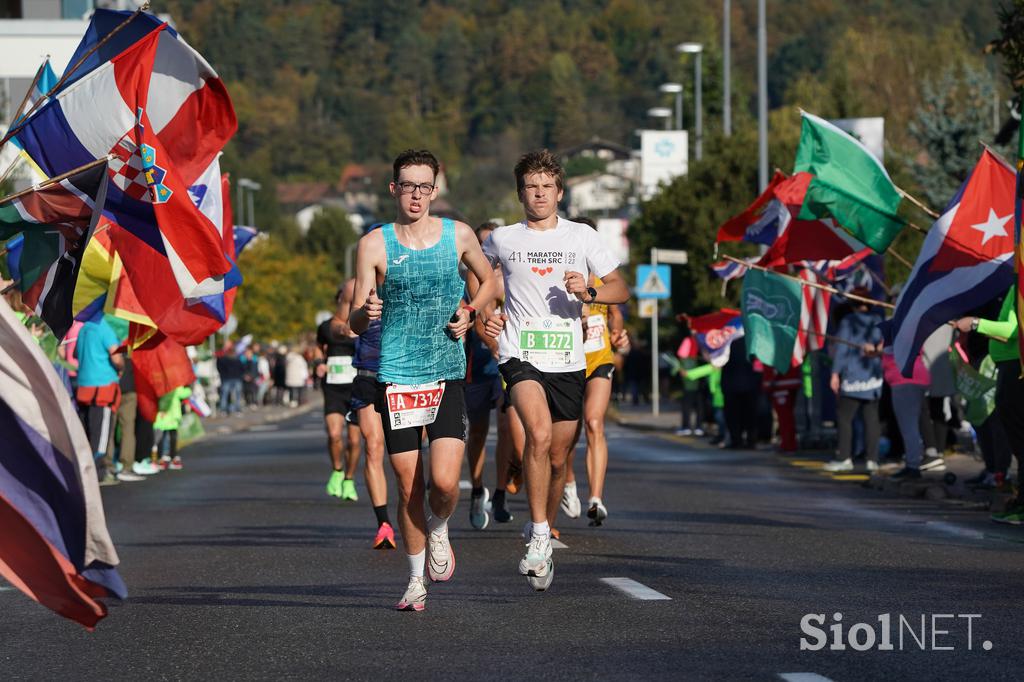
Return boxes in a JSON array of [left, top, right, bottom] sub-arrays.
[[450, 222, 496, 338], [466, 268, 499, 355], [349, 234, 384, 335], [330, 279, 357, 338], [589, 268, 629, 305]]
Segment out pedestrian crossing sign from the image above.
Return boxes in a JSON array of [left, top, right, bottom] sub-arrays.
[[636, 264, 671, 299]]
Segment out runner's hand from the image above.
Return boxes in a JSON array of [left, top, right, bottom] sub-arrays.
[[315, 364, 327, 378], [611, 329, 629, 350], [485, 312, 507, 339], [563, 270, 588, 301], [363, 288, 383, 321], [447, 307, 472, 339]]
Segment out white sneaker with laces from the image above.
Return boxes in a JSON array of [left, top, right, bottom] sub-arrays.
[[133, 460, 161, 475], [866, 460, 879, 473], [395, 576, 427, 611], [823, 458, 854, 472], [427, 526, 455, 582], [560, 482, 581, 519], [518, 532, 553, 576]]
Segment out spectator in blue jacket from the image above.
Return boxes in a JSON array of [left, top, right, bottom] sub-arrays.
[[824, 291, 883, 473]]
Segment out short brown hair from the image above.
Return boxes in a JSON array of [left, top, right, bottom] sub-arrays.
[[514, 149, 564, 193], [393, 149, 440, 182]]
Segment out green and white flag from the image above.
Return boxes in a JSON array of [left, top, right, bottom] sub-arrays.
[[741, 268, 802, 372], [794, 112, 904, 253]]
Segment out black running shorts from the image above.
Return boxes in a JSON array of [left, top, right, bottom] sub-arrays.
[[499, 358, 585, 423], [350, 374, 377, 411], [587, 363, 615, 382], [323, 384, 353, 416], [375, 380, 468, 454]]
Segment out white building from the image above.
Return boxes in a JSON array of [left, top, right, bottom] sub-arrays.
[[0, 1, 147, 188]]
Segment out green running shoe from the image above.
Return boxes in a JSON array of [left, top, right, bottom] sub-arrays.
[[991, 501, 1024, 526], [326, 470, 344, 498], [341, 477, 359, 501]]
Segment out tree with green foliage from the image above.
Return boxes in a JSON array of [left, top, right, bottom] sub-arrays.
[[299, 206, 360, 280], [909, 64, 1002, 209], [233, 238, 337, 342]]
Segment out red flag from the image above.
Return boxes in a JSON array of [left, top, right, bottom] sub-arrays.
[[132, 335, 195, 423]]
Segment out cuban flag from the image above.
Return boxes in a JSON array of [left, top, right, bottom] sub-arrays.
[[15, 19, 237, 303], [0, 296, 125, 630], [888, 150, 1016, 376]]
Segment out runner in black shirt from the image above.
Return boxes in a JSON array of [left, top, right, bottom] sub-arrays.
[[317, 287, 361, 502]]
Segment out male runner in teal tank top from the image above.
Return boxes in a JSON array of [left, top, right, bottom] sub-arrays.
[[350, 149, 496, 611]]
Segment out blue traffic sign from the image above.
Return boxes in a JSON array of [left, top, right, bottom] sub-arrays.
[[636, 264, 671, 299]]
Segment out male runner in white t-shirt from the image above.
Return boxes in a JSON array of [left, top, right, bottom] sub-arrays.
[[482, 149, 629, 590]]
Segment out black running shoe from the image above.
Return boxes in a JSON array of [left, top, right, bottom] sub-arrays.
[[890, 466, 922, 481]]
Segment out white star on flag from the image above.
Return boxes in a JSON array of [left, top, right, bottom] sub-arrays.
[[970, 208, 1012, 245]]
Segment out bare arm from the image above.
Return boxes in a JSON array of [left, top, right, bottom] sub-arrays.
[[330, 278, 357, 338], [448, 222, 497, 339], [349, 233, 385, 335], [467, 268, 499, 355]]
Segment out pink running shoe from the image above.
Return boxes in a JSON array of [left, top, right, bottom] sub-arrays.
[[374, 522, 397, 550]]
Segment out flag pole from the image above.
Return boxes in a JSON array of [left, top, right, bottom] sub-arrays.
[[896, 187, 940, 219], [723, 254, 895, 309], [0, 58, 47, 158], [0, 156, 110, 207], [0, 3, 151, 149], [886, 247, 913, 269]]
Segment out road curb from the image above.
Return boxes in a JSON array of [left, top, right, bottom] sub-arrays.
[[180, 398, 322, 449]]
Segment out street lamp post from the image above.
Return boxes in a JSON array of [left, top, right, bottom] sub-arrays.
[[659, 83, 684, 131], [723, 0, 731, 136], [677, 43, 703, 161], [646, 107, 672, 131], [757, 0, 768, 191]]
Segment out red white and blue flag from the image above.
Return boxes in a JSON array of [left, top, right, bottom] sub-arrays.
[[0, 297, 125, 630], [14, 15, 237, 304], [718, 171, 869, 266], [888, 150, 1016, 375]]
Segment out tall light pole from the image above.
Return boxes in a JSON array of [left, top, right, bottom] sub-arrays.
[[757, 0, 768, 190], [723, 0, 731, 136], [659, 83, 684, 131], [646, 107, 672, 131], [677, 42, 703, 161]]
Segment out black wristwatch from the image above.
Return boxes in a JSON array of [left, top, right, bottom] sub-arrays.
[[586, 286, 598, 303]]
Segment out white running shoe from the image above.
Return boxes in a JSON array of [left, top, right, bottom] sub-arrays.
[[823, 458, 854, 472], [587, 498, 608, 526], [395, 576, 427, 611], [116, 471, 145, 482], [518, 532, 553, 577], [133, 460, 161, 475], [866, 460, 879, 473], [427, 526, 455, 582], [560, 482, 581, 519], [470, 487, 491, 530]]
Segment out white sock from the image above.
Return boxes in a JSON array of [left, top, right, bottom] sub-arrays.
[[408, 550, 426, 578], [589, 497, 602, 506], [427, 514, 448, 536], [532, 520, 550, 538]]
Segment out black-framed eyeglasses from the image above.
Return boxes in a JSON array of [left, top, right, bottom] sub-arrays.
[[396, 182, 435, 195]]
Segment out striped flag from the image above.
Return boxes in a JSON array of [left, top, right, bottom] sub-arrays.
[[0, 159, 109, 338], [1015, 108, 1024, 367], [710, 259, 750, 281], [792, 267, 831, 366], [0, 296, 125, 630]]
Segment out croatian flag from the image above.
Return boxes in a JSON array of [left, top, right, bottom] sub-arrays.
[[710, 259, 750, 281], [888, 150, 1016, 375], [233, 226, 260, 256], [0, 297, 125, 630], [692, 313, 744, 368], [15, 19, 236, 302]]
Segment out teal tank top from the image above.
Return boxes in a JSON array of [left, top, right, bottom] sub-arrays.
[[378, 218, 466, 384]]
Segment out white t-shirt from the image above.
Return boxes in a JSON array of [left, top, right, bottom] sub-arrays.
[[482, 217, 619, 372]]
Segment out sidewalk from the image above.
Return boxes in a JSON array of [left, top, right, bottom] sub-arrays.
[[612, 400, 1017, 515], [181, 395, 322, 447]]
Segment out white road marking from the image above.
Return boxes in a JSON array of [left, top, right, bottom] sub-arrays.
[[599, 577, 671, 600], [778, 674, 836, 682], [248, 424, 279, 432], [551, 538, 568, 549]]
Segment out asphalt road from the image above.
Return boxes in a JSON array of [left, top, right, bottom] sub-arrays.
[[2, 408, 1023, 681]]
